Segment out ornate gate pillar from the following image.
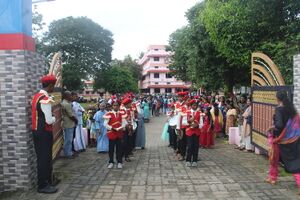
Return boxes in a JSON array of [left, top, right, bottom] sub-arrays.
[[294, 54, 300, 113]]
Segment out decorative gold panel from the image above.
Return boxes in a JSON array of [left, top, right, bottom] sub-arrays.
[[252, 91, 277, 104], [252, 131, 269, 151]]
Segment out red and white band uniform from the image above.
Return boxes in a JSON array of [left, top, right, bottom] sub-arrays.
[[185, 108, 201, 163], [176, 102, 189, 129], [120, 106, 137, 134], [186, 109, 201, 136], [120, 105, 137, 160], [103, 110, 127, 164], [32, 90, 56, 132], [31, 90, 56, 189]]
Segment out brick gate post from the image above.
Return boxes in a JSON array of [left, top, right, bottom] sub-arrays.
[[0, 50, 46, 192], [0, 0, 46, 192]]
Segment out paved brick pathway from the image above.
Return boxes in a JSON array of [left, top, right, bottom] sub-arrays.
[[1, 115, 299, 200]]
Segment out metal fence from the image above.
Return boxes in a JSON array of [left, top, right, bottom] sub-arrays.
[[251, 86, 293, 153]]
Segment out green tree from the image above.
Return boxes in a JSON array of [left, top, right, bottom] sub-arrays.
[[32, 5, 47, 53], [42, 16, 114, 89], [95, 65, 138, 94], [203, 0, 300, 85], [169, 2, 237, 91], [111, 55, 142, 82], [168, 27, 190, 82], [62, 64, 83, 91]]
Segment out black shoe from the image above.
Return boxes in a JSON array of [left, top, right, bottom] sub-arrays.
[[38, 185, 58, 194]]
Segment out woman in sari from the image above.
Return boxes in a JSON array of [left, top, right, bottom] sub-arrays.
[[95, 102, 109, 153], [200, 107, 214, 148], [135, 105, 146, 149], [242, 97, 253, 152], [211, 103, 223, 138], [225, 102, 237, 135], [142, 99, 150, 122], [266, 91, 300, 195]]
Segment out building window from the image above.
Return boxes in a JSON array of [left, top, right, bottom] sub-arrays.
[[154, 57, 160, 61], [154, 73, 159, 78], [86, 91, 90, 94], [154, 49, 159, 51], [154, 88, 160, 93], [166, 73, 172, 78], [155, 82, 159, 84], [142, 75, 146, 81], [167, 82, 171, 85], [165, 88, 172, 93], [154, 66, 159, 69]]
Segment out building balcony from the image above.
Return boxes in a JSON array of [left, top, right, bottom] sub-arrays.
[[142, 69, 170, 76], [139, 80, 190, 89]]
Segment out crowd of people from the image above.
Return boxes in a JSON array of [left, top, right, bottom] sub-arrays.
[[62, 93, 148, 168], [162, 91, 300, 194], [32, 75, 148, 194], [31, 74, 300, 195], [161, 92, 253, 167]]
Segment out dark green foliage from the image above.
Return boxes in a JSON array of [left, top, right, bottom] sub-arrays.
[[203, 0, 299, 85], [169, 0, 299, 91], [94, 65, 138, 94], [42, 16, 114, 90], [62, 64, 83, 91]]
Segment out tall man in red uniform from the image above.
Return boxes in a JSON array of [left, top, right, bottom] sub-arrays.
[[31, 74, 58, 193]]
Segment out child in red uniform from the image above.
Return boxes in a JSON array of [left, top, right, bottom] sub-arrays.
[[185, 100, 201, 167], [103, 100, 127, 169]]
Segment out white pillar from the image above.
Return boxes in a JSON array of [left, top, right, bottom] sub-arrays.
[[150, 88, 154, 94], [293, 54, 300, 113]]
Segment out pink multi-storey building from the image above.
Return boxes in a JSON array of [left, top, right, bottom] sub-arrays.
[[138, 45, 191, 94]]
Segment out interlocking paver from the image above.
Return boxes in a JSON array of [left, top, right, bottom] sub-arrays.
[[1, 115, 299, 199]]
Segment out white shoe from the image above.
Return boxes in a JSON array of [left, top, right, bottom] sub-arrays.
[[117, 163, 123, 169], [107, 163, 114, 169], [186, 162, 192, 167], [192, 162, 197, 167]]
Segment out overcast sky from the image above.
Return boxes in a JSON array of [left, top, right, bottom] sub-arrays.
[[36, 0, 200, 60]]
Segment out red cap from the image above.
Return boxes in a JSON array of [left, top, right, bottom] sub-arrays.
[[122, 97, 132, 105], [40, 74, 57, 84], [177, 91, 189, 96], [188, 99, 197, 105], [183, 96, 189, 101], [111, 98, 121, 105]]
